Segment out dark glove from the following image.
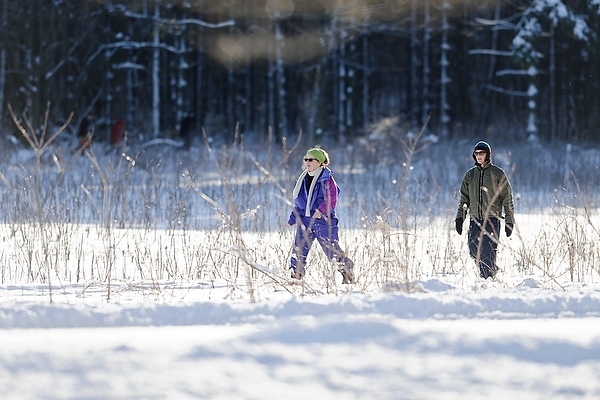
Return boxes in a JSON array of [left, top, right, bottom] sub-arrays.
[[505, 223, 513, 237], [455, 218, 463, 235]]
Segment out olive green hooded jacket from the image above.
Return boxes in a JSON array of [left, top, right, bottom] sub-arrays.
[[456, 161, 515, 225]]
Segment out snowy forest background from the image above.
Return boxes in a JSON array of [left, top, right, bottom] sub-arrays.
[[1, 0, 600, 144]]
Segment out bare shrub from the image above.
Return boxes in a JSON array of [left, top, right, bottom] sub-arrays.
[[2, 111, 600, 300]]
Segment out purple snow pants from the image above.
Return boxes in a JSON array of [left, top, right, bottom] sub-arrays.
[[290, 215, 352, 275]]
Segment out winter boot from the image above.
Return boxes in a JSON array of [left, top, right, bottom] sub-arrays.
[[340, 269, 355, 284], [337, 258, 355, 284], [290, 266, 305, 280], [479, 264, 498, 279]]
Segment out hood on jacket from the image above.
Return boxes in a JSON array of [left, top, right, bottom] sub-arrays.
[[472, 140, 491, 163]]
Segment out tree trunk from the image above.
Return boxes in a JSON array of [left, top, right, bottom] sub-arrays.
[[422, 0, 431, 125], [268, 46, 276, 141], [549, 23, 557, 141], [176, 25, 188, 133], [410, 0, 420, 128], [152, 3, 160, 138], [345, 41, 354, 138], [195, 28, 204, 134], [0, 0, 7, 128], [337, 41, 346, 142], [275, 21, 288, 141], [361, 35, 369, 130], [440, 0, 451, 138], [477, 0, 501, 133], [306, 64, 322, 145]]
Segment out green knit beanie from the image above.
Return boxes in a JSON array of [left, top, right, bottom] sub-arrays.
[[306, 148, 329, 164]]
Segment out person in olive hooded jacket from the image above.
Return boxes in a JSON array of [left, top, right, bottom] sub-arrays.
[[455, 141, 515, 279]]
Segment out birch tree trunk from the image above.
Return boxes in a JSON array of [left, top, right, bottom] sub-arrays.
[[526, 73, 538, 141], [422, 0, 431, 125], [24, 1, 35, 123], [361, 35, 369, 130], [477, 0, 501, 133], [410, 0, 421, 128], [152, 3, 160, 138], [243, 1, 252, 138], [268, 39, 276, 141], [440, 0, 451, 138], [125, 69, 137, 137], [195, 29, 204, 133], [225, 2, 235, 141], [227, 63, 235, 141], [122, 21, 136, 137], [0, 0, 6, 127], [104, 45, 112, 141], [346, 41, 354, 138], [337, 39, 346, 142], [176, 25, 188, 132], [275, 20, 288, 141], [244, 64, 251, 139], [306, 64, 322, 145], [549, 23, 556, 140]]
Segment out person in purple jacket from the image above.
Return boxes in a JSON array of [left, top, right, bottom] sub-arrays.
[[287, 147, 355, 284]]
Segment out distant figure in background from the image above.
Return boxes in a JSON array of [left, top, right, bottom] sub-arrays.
[[287, 147, 355, 284], [77, 114, 95, 151], [110, 118, 126, 148], [179, 112, 195, 150], [455, 140, 515, 279]]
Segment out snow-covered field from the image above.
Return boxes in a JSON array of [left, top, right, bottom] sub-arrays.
[[1, 140, 599, 399], [1, 277, 599, 399]]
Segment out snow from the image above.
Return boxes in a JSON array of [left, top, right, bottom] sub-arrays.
[[1, 276, 599, 399], [1, 140, 599, 399]]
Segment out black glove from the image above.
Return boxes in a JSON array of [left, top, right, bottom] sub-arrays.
[[505, 223, 513, 237], [455, 218, 463, 235]]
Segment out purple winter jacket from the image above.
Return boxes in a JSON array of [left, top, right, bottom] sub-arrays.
[[288, 167, 340, 225]]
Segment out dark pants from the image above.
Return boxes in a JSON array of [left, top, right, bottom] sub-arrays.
[[290, 215, 353, 275], [468, 217, 500, 278]]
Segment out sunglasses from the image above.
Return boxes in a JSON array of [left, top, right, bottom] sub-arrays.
[[303, 158, 317, 162], [474, 150, 487, 155]]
